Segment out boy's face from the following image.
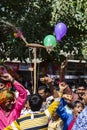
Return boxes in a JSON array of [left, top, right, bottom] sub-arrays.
[[73, 103, 84, 117], [76, 86, 85, 98], [38, 89, 46, 100]]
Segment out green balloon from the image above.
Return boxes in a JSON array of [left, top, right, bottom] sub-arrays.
[[43, 35, 57, 47]]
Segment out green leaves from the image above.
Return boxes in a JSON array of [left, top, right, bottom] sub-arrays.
[[0, 0, 87, 63]]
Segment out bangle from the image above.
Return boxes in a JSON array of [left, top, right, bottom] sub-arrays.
[[11, 78, 15, 84]]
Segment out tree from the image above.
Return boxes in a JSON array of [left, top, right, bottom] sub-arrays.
[[0, 0, 87, 63], [51, 0, 87, 60], [0, 0, 54, 62]]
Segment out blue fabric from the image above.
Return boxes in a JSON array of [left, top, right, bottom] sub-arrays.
[[59, 98, 67, 107], [72, 106, 87, 130], [56, 98, 73, 130]]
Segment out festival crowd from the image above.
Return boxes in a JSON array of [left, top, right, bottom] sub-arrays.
[[0, 65, 87, 130]]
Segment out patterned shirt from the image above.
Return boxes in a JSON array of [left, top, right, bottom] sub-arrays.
[[4, 99, 61, 130], [72, 106, 87, 130]]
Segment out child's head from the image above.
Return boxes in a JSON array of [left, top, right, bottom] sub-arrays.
[[72, 100, 84, 117], [29, 94, 43, 111]]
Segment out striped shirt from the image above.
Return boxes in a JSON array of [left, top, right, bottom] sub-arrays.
[[4, 98, 61, 130]]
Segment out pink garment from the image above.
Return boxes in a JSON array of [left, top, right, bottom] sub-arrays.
[[0, 81, 27, 130]]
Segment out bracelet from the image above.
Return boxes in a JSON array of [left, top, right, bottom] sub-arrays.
[[11, 78, 15, 84]]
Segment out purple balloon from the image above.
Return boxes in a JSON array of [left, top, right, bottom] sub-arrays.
[[54, 22, 67, 41], [56, 35, 61, 42]]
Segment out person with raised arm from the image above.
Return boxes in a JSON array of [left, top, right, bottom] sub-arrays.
[[0, 73, 27, 130]]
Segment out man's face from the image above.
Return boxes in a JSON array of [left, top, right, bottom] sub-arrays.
[[82, 90, 87, 105], [77, 86, 85, 98], [73, 103, 84, 117], [38, 89, 46, 101]]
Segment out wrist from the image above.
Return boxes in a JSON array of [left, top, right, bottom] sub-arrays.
[[10, 78, 15, 84]]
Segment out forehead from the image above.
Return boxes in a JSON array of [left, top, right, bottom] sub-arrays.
[[78, 86, 85, 89], [38, 89, 45, 93], [75, 102, 83, 108]]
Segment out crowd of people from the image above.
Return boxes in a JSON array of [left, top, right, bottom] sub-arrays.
[[0, 71, 87, 130]]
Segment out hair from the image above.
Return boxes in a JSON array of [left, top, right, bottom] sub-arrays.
[[29, 94, 43, 111], [38, 85, 50, 93], [6, 91, 15, 101], [0, 90, 15, 106], [77, 82, 87, 89], [71, 100, 84, 109]]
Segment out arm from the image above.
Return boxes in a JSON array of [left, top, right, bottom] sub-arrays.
[[13, 80, 27, 110], [56, 102, 70, 122], [59, 58, 68, 82], [44, 92, 63, 119], [1, 73, 27, 111], [44, 81, 68, 118]]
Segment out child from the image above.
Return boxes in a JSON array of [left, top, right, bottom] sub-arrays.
[[56, 100, 84, 130]]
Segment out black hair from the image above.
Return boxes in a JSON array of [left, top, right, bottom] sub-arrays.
[[77, 82, 87, 89], [71, 100, 84, 109], [29, 94, 43, 111], [38, 85, 50, 93]]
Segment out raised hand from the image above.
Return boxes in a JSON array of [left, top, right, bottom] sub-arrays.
[[0, 73, 14, 82], [59, 82, 67, 92], [40, 76, 53, 85]]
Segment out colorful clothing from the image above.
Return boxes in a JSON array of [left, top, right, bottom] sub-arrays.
[[72, 106, 87, 130], [4, 98, 62, 130], [68, 118, 76, 130], [56, 102, 74, 130], [0, 81, 27, 130], [48, 118, 63, 130]]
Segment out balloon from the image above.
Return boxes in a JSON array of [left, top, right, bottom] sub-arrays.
[[56, 35, 62, 42], [43, 35, 57, 47], [54, 22, 67, 41]]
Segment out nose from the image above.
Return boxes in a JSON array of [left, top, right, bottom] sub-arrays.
[[79, 107, 83, 113]]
